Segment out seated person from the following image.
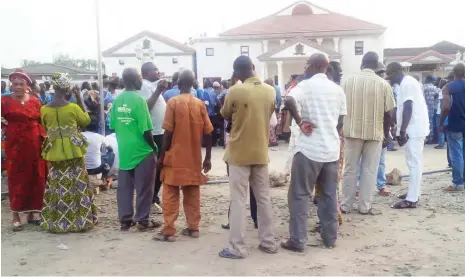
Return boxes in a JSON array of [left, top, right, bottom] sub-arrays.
[[104, 132, 119, 179], [82, 123, 112, 191]]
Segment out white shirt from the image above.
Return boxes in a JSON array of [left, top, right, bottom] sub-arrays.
[[396, 75, 430, 138], [138, 79, 166, 135], [82, 131, 106, 169], [288, 73, 347, 163], [437, 89, 443, 114], [104, 133, 119, 174]]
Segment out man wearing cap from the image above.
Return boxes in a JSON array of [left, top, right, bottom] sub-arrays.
[[341, 52, 396, 215]]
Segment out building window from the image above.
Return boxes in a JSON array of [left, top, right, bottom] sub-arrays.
[[172, 58, 178, 64], [206, 48, 214, 56], [118, 59, 125, 65], [355, 41, 364, 55], [241, 46, 249, 56]]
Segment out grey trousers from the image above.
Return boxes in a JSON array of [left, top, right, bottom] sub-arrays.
[[117, 153, 157, 224], [288, 152, 339, 249]]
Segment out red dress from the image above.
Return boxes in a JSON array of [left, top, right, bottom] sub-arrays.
[[1, 96, 47, 212]]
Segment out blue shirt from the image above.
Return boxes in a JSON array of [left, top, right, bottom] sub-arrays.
[[163, 85, 197, 102], [274, 85, 282, 109], [1, 90, 10, 96], [203, 87, 218, 116], [38, 93, 52, 105], [447, 79, 465, 132]]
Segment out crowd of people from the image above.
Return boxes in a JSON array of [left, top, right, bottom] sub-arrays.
[[1, 50, 464, 259]]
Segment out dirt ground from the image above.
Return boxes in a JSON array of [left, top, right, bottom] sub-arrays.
[[2, 144, 465, 276]]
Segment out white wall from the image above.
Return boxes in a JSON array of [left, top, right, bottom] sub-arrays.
[[113, 36, 184, 54], [104, 55, 193, 78], [194, 39, 263, 84], [339, 34, 384, 78]]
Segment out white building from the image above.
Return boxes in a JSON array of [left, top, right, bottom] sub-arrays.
[[103, 31, 195, 79], [193, 0, 386, 91]]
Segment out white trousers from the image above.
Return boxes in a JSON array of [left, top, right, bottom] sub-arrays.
[[404, 137, 425, 202]]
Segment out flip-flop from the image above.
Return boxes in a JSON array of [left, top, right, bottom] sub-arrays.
[[13, 222, 23, 232], [137, 220, 162, 232], [181, 228, 199, 238], [391, 199, 417, 209], [258, 244, 278, 254], [27, 219, 41, 225], [153, 234, 176, 242], [218, 248, 244, 259], [358, 208, 382, 215], [378, 188, 391, 196]]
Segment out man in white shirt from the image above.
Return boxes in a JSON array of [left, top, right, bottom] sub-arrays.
[[386, 62, 429, 209], [82, 123, 107, 191], [282, 53, 347, 251], [138, 62, 169, 210]]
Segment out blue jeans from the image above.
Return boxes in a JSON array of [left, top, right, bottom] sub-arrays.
[[435, 114, 445, 147], [376, 147, 387, 190], [447, 131, 465, 188]]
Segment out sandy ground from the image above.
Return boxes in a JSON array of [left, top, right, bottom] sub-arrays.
[[2, 144, 465, 276]]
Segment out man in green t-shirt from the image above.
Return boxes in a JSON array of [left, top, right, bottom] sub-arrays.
[[110, 68, 161, 232]]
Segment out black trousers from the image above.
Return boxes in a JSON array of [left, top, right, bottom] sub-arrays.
[[152, 134, 164, 204], [226, 164, 257, 224]]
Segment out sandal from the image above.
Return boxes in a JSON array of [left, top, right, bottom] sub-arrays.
[[13, 222, 23, 232], [397, 193, 407, 200], [444, 186, 464, 192], [218, 248, 244, 259], [358, 208, 382, 215], [120, 221, 134, 231], [378, 188, 391, 196], [391, 199, 417, 209], [258, 244, 278, 254], [137, 220, 162, 231], [153, 234, 176, 242], [280, 239, 304, 253], [181, 228, 199, 238]]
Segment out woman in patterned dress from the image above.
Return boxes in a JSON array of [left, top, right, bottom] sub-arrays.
[[40, 73, 97, 233], [1, 70, 47, 231]]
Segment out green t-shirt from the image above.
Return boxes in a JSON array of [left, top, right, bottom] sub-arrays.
[[110, 90, 156, 170]]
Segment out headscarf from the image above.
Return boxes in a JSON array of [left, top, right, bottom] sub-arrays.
[[8, 69, 32, 86], [51, 72, 72, 90]]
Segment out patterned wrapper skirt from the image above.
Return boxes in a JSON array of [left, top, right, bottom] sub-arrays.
[[41, 158, 98, 233]]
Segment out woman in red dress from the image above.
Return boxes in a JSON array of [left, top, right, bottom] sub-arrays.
[[1, 70, 47, 231]]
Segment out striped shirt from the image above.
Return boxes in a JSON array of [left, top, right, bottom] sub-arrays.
[[289, 73, 347, 163], [342, 69, 396, 141]]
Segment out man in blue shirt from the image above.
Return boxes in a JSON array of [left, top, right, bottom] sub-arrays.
[[2, 81, 11, 95], [163, 72, 197, 102]]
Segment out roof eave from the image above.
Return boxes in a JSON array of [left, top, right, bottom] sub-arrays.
[[218, 28, 386, 40]]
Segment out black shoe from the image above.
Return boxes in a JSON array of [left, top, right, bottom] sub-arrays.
[[120, 222, 133, 231], [254, 222, 258, 229], [221, 223, 230, 230]]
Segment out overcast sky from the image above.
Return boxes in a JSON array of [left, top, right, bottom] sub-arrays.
[[1, 0, 464, 68]]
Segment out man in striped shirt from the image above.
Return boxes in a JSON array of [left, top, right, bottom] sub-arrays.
[[341, 52, 396, 215]]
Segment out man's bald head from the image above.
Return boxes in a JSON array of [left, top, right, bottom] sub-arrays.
[[233, 56, 255, 82], [178, 69, 195, 93], [122, 68, 143, 90], [264, 78, 274, 86], [305, 53, 329, 78], [453, 63, 465, 79], [141, 62, 159, 82], [386, 62, 405, 85], [361, 52, 379, 70]]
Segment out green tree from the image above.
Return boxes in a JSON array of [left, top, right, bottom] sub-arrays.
[[53, 54, 97, 70], [21, 60, 42, 67]]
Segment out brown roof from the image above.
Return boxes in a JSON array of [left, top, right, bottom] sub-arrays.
[[102, 30, 195, 56], [384, 40, 465, 57], [257, 37, 341, 60], [220, 1, 385, 37], [405, 50, 454, 63]]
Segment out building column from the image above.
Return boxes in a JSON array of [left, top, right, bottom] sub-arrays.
[[333, 37, 340, 52], [277, 61, 284, 93], [262, 61, 268, 80]]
